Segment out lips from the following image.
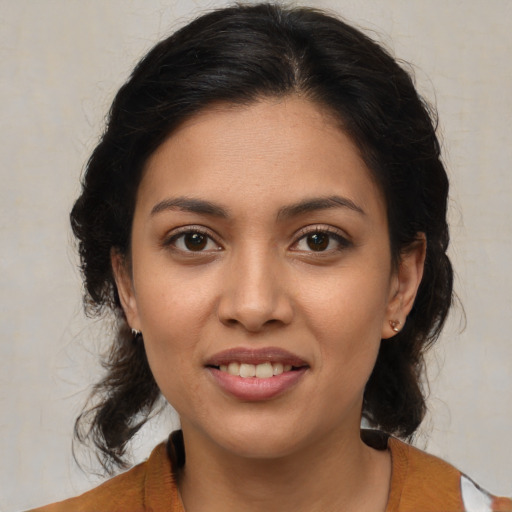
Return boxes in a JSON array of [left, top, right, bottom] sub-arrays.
[[220, 361, 292, 379], [205, 347, 309, 401], [206, 347, 308, 368]]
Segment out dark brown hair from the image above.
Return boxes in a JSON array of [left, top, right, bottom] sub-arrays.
[[72, 2, 453, 473]]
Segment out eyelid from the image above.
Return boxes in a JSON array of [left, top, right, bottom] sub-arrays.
[[290, 224, 352, 251], [161, 224, 351, 254], [163, 225, 223, 251]]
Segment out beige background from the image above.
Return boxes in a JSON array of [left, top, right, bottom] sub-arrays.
[[1, 0, 511, 510]]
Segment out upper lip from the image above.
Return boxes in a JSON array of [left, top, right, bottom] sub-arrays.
[[205, 347, 309, 367]]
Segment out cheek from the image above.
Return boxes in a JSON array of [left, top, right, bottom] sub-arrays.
[[141, 308, 203, 413], [300, 266, 391, 332], [133, 278, 200, 377], [302, 269, 390, 370], [135, 262, 217, 332], [133, 264, 222, 386]]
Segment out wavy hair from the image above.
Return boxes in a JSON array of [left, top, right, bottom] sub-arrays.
[[72, 2, 453, 472]]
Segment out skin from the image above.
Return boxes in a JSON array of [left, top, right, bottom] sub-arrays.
[[113, 96, 425, 512]]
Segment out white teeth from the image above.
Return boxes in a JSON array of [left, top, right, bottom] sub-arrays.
[[272, 362, 284, 376], [218, 361, 295, 378], [227, 362, 240, 376], [239, 363, 256, 378], [255, 362, 273, 379]]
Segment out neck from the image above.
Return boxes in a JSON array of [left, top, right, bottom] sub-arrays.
[[178, 426, 391, 512]]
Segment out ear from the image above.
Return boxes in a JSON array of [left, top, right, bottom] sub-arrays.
[[111, 249, 141, 331], [381, 234, 426, 339]]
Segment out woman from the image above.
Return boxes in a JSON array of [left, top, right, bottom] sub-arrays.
[[31, 3, 511, 511]]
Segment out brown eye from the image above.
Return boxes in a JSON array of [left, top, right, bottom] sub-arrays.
[[293, 228, 351, 254], [184, 232, 208, 251], [169, 230, 221, 253], [306, 232, 329, 251]]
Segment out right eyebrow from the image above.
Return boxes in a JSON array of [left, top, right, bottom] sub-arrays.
[[150, 197, 229, 218]]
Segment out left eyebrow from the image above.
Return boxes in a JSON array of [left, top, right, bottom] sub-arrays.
[[276, 195, 365, 220]]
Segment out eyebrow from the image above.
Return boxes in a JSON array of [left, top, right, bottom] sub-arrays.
[[276, 195, 365, 219], [150, 194, 365, 220], [150, 197, 229, 218]]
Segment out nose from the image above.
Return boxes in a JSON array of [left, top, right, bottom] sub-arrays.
[[217, 247, 294, 332]]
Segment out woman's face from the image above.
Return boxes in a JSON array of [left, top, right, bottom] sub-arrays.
[[115, 96, 423, 459]]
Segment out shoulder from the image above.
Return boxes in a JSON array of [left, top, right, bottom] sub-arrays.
[[28, 462, 148, 512], [28, 441, 183, 512], [387, 436, 512, 512]]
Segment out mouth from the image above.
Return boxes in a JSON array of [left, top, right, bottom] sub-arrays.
[[205, 346, 309, 374], [205, 347, 309, 400], [208, 361, 302, 379]]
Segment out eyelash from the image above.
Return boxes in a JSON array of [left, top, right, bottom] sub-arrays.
[[163, 226, 222, 253], [163, 225, 351, 254], [292, 225, 352, 254]]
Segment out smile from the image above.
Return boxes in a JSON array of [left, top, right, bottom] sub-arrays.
[[205, 347, 309, 401], [218, 362, 293, 378]]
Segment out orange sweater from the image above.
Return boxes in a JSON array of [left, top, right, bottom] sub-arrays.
[[30, 431, 511, 512]]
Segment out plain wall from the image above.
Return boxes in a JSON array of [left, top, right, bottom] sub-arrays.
[[1, 0, 511, 509]]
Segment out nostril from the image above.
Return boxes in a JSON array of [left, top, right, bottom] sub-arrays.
[[217, 286, 294, 331], [221, 316, 286, 331]]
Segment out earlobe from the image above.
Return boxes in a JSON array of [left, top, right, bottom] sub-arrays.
[[382, 234, 426, 339], [111, 249, 141, 331]]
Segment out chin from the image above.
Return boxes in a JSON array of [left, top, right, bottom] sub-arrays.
[[220, 429, 306, 460], [191, 413, 311, 461]]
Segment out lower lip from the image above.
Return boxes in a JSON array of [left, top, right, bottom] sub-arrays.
[[207, 367, 308, 401]]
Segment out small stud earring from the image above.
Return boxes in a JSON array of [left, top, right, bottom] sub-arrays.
[[389, 320, 401, 333], [131, 328, 142, 338]]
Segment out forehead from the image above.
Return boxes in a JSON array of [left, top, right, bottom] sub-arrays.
[[138, 96, 385, 220]]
